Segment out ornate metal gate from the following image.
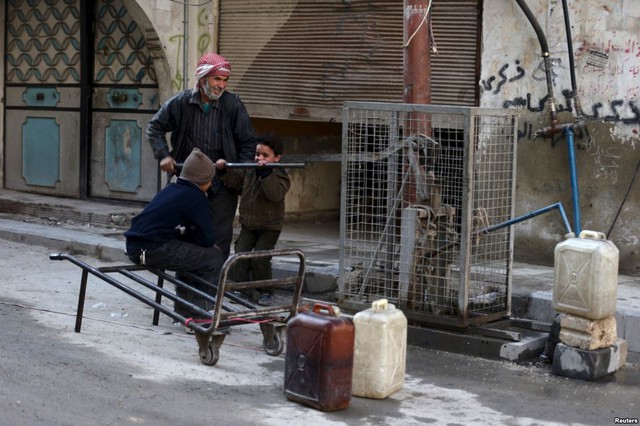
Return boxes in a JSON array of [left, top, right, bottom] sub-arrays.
[[339, 102, 518, 327], [4, 0, 160, 201], [90, 0, 160, 201], [5, 0, 84, 197]]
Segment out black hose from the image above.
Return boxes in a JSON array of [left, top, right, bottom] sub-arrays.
[[561, 0, 584, 118], [514, 0, 558, 130], [607, 159, 640, 238], [515, 0, 549, 53], [561, 0, 576, 96]]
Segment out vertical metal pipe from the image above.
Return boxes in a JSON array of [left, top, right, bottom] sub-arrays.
[[565, 127, 581, 235], [79, 1, 94, 198], [403, 0, 431, 105], [212, 0, 221, 52], [402, 0, 432, 204], [183, 2, 189, 90]]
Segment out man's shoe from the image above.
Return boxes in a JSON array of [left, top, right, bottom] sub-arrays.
[[230, 290, 252, 302], [257, 292, 276, 306], [232, 290, 250, 299]]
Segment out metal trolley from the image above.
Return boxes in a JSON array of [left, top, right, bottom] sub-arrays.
[[50, 248, 306, 366]]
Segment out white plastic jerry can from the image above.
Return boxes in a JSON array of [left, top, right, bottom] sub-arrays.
[[352, 299, 408, 399], [553, 230, 619, 320]]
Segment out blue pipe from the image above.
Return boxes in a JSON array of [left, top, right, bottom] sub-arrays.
[[479, 202, 573, 237], [564, 126, 581, 235]]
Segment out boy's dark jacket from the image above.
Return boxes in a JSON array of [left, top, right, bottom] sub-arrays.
[[221, 168, 290, 231]]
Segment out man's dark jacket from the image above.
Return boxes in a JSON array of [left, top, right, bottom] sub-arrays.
[[124, 178, 215, 252], [146, 89, 256, 164]]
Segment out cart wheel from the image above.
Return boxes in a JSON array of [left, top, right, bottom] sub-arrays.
[[200, 342, 220, 366], [263, 329, 285, 356]]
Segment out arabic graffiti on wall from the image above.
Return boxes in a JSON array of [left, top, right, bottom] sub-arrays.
[[482, 47, 640, 146]]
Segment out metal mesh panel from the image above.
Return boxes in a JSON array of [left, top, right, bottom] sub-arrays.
[[339, 102, 518, 327]]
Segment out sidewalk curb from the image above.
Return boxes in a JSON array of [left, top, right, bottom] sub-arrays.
[[0, 218, 127, 262]]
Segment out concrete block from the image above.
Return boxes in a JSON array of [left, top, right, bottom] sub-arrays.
[[272, 259, 338, 294], [559, 315, 617, 350], [615, 310, 625, 342], [499, 332, 548, 361], [303, 271, 337, 294], [527, 291, 556, 323], [408, 326, 546, 362], [621, 312, 640, 353], [551, 339, 628, 381]]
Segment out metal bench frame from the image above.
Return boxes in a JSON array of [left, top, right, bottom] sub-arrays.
[[50, 249, 306, 366]]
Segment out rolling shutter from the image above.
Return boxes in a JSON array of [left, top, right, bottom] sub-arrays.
[[218, 0, 479, 121], [430, 0, 481, 105]]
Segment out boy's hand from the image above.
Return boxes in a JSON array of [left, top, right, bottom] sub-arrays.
[[256, 165, 272, 178], [175, 224, 186, 235]]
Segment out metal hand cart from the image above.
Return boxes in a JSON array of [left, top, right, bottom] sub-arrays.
[[49, 248, 306, 366]]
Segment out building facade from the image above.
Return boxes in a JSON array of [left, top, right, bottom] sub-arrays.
[[1, 0, 638, 274]]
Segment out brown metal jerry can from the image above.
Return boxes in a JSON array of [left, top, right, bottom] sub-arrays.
[[284, 303, 355, 411]]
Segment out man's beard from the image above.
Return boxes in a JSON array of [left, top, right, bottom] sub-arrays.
[[202, 79, 224, 101]]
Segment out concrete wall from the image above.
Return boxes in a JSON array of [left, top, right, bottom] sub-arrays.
[[480, 0, 640, 275], [3, 1, 635, 269]]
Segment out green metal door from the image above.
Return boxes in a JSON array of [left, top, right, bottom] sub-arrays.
[[4, 0, 160, 201], [90, 0, 160, 201], [4, 0, 84, 197]]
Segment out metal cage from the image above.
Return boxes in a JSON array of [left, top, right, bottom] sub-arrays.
[[338, 102, 518, 327]]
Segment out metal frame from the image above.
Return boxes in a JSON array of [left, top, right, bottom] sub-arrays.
[[50, 249, 306, 366], [339, 101, 518, 328]]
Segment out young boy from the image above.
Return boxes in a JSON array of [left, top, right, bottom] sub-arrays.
[[124, 148, 223, 323], [217, 135, 291, 306]]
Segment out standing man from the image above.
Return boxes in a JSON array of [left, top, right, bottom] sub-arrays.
[[146, 52, 257, 259]]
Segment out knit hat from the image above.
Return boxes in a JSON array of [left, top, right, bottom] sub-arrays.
[[180, 148, 215, 184]]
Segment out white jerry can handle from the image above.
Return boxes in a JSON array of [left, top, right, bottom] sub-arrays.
[[579, 230, 606, 241], [372, 298, 389, 312]]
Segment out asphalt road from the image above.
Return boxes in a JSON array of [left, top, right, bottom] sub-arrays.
[[1, 239, 639, 426]]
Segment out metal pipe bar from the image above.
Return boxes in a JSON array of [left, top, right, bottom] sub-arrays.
[[98, 264, 149, 273], [143, 268, 239, 313], [478, 202, 573, 237], [114, 269, 214, 319], [425, 202, 573, 259], [228, 276, 300, 291], [175, 162, 305, 171], [224, 163, 306, 169], [76, 269, 89, 332], [50, 253, 189, 325], [166, 269, 258, 311], [152, 275, 164, 326], [214, 249, 306, 328], [564, 126, 581, 235], [219, 306, 292, 321]]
